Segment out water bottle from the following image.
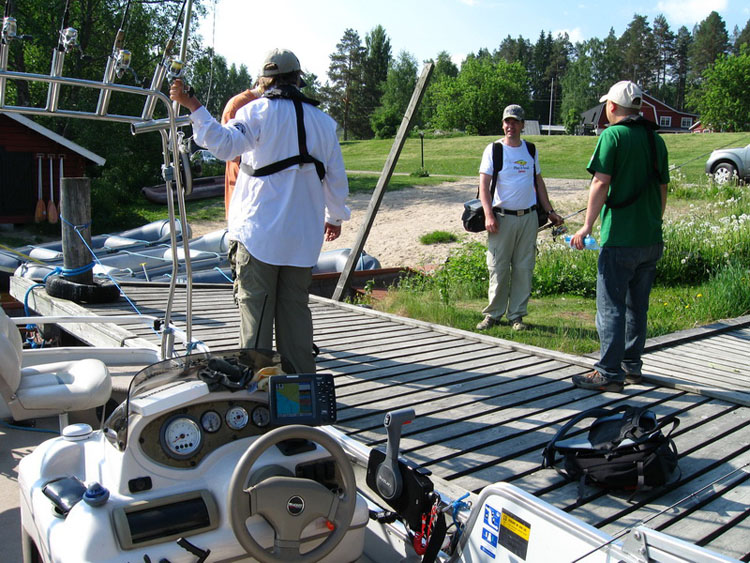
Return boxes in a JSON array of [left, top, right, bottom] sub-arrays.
[[564, 234, 599, 250]]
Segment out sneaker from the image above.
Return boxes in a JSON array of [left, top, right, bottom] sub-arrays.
[[572, 370, 624, 392], [476, 316, 500, 330], [624, 370, 643, 384], [511, 319, 527, 331]]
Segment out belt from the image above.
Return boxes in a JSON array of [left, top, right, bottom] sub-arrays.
[[493, 204, 537, 216]]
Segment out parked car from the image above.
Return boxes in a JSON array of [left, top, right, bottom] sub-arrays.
[[705, 143, 750, 184]]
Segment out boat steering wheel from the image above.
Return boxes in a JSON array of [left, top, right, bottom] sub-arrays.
[[228, 425, 357, 563]]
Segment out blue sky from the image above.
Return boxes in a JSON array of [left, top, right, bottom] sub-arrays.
[[197, 0, 749, 82]]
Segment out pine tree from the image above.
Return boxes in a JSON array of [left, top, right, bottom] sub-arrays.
[[689, 11, 729, 80], [361, 25, 392, 139], [324, 28, 367, 140], [673, 26, 692, 110], [652, 15, 675, 91], [734, 19, 750, 55], [619, 15, 658, 89]]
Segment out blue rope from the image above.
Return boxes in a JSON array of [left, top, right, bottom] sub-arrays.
[[0, 419, 58, 434], [61, 262, 95, 276], [214, 266, 232, 282], [449, 493, 471, 539]]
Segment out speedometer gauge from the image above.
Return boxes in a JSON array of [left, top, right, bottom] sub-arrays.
[[225, 406, 249, 430], [160, 416, 202, 459]]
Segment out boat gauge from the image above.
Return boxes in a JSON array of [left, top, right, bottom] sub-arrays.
[[225, 406, 249, 430], [251, 405, 271, 428], [160, 416, 202, 459], [200, 410, 222, 433]]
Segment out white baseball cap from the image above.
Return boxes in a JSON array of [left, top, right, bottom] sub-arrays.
[[599, 80, 642, 109]]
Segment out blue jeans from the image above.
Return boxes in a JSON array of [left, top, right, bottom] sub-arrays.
[[594, 243, 663, 382]]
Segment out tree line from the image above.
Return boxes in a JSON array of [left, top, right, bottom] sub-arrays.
[[4, 1, 749, 227], [315, 11, 750, 138]]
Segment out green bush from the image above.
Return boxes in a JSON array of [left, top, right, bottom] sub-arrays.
[[533, 238, 599, 297]]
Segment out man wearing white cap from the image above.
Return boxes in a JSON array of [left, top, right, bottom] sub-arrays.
[[570, 80, 669, 392], [171, 48, 350, 373]]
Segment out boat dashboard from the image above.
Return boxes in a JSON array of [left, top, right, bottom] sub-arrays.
[[140, 397, 271, 468]]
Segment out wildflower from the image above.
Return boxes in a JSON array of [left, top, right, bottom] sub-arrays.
[[696, 293, 702, 298]]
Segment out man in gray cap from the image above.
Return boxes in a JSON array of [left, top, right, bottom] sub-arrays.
[[171, 48, 350, 373], [475, 104, 562, 332], [570, 80, 669, 392]]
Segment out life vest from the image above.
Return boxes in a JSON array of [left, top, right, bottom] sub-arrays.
[[239, 85, 326, 181]]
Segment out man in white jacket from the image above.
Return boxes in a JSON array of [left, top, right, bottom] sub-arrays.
[[170, 48, 350, 373]]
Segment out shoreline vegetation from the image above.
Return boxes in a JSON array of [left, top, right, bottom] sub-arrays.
[[2, 132, 749, 355]]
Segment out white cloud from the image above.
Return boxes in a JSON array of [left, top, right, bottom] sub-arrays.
[[656, 0, 728, 26], [553, 27, 585, 43], [458, 0, 479, 6]]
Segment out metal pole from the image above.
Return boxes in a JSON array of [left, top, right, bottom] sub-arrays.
[[420, 132, 424, 168], [548, 76, 553, 136]]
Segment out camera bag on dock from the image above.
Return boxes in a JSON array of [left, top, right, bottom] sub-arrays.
[[541, 405, 680, 496]]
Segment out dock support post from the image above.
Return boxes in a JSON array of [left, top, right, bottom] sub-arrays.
[[60, 177, 93, 285]]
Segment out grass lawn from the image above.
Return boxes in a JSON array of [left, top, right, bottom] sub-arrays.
[[341, 132, 750, 181]]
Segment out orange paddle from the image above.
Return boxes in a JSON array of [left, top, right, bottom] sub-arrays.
[[34, 154, 46, 223], [47, 154, 58, 224]]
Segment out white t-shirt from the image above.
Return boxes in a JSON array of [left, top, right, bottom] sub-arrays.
[[190, 99, 350, 267], [478, 140, 540, 209]]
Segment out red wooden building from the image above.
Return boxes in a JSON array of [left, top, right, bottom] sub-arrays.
[[581, 92, 698, 135], [0, 112, 105, 224]]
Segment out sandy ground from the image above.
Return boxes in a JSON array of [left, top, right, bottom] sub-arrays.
[[192, 177, 592, 269]]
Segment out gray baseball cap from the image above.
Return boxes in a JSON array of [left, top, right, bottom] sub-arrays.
[[261, 48, 302, 76], [502, 104, 525, 121]]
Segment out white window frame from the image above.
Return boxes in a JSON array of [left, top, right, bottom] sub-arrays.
[[659, 115, 672, 127], [681, 117, 693, 129]]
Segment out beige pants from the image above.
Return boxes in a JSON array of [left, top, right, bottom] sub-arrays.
[[482, 211, 537, 322], [232, 242, 316, 373]]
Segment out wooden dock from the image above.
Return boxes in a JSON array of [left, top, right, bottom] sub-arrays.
[[11, 277, 750, 560]]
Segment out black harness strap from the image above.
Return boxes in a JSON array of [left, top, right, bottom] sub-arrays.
[[240, 87, 326, 181], [605, 116, 661, 210]]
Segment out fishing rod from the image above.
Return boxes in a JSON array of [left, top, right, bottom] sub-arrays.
[[669, 134, 750, 172], [46, 0, 77, 112], [537, 207, 587, 234], [95, 0, 132, 116], [571, 461, 750, 562], [0, 0, 32, 107], [141, 0, 187, 120]]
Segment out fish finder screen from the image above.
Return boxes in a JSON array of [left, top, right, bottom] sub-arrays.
[[268, 374, 336, 426], [275, 382, 313, 417]]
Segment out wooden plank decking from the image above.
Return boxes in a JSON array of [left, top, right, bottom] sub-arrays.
[[10, 277, 750, 560]]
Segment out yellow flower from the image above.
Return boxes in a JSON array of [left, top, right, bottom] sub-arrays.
[[696, 293, 703, 298]]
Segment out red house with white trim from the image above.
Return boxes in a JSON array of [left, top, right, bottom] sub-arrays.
[[581, 92, 698, 135], [0, 112, 105, 224]]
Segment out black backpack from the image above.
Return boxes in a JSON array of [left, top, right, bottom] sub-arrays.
[[541, 405, 680, 496]]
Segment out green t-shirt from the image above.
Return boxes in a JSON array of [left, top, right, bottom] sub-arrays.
[[587, 121, 669, 247]]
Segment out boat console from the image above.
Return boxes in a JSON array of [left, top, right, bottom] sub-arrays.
[[18, 350, 368, 563]]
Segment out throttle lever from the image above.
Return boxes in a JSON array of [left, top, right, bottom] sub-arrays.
[[375, 408, 414, 500]]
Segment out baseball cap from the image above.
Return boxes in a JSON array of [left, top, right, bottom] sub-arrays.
[[261, 48, 301, 77], [502, 104, 524, 122], [599, 80, 642, 109]]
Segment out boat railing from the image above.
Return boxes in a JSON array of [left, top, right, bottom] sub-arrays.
[[0, 0, 201, 359]]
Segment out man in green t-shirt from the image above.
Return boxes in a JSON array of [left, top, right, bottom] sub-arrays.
[[570, 81, 669, 392]]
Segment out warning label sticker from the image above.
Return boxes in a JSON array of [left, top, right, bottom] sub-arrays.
[[498, 509, 531, 559]]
